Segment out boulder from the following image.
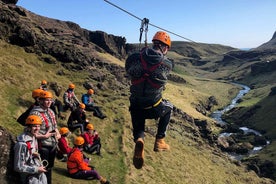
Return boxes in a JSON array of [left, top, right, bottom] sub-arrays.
[[0, 126, 20, 183], [269, 86, 276, 96]]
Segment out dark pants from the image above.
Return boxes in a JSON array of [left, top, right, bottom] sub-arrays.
[[63, 102, 79, 112], [39, 145, 57, 184], [71, 169, 101, 180], [84, 138, 101, 155], [130, 100, 173, 142], [85, 105, 106, 119], [68, 122, 85, 134], [50, 99, 63, 115]]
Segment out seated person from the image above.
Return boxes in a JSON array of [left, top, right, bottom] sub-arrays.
[[67, 136, 110, 184], [81, 89, 106, 119], [67, 103, 88, 134], [82, 123, 102, 156], [57, 127, 72, 161], [63, 83, 80, 111]]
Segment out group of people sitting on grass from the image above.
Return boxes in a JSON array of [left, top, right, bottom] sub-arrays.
[[14, 80, 110, 184]]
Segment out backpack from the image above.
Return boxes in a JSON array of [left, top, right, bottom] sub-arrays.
[[17, 104, 35, 126]]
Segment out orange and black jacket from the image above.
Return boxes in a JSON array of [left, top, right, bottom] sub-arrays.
[[67, 147, 91, 174]]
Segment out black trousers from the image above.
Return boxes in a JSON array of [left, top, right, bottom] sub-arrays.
[[130, 100, 173, 142], [85, 105, 106, 119], [39, 145, 57, 184]]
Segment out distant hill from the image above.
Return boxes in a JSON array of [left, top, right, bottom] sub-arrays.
[[256, 31, 276, 50]]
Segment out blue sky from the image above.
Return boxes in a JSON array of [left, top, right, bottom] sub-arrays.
[[17, 0, 276, 48]]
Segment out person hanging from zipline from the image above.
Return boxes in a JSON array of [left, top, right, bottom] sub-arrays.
[[125, 31, 174, 169]]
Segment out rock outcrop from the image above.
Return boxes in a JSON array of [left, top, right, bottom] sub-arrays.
[[0, 126, 20, 184], [256, 31, 276, 50], [0, 2, 127, 66], [1, 0, 17, 4], [251, 60, 276, 76]]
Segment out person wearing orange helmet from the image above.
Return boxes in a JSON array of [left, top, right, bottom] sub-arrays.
[[67, 103, 88, 134], [38, 80, 65, 120], [63, 83, 80, 111], [82, 123, 102, 156], [39, 80, 48, 91], [125, 31, 174, 169], [17, 88, 44, 125], [14, 115, 47, 184], [57, 127, 72, 162], [29, 90, 61, 184], [67, 136, 110, 184], [81, 89, 107, 119]]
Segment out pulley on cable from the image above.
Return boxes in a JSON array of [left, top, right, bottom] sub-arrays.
[[139, 18, 149, 50]]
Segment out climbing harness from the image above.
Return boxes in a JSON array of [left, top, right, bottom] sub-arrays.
[[144, 98, 162, 109], [139, 18, 149, 49], [131, 49, 163, 89]]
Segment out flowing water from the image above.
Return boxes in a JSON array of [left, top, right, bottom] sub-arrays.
[[211, 83, 269, 160], [211, 83, 250, 125]]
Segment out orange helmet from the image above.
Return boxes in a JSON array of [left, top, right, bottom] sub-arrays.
[[88, 89, 94, 95], [152, 31, 171, 48], [69, 83, 75, 89], [79, 103, 86, 109], [59, 127, 70, 135], [26, 115, 42, 125], [39, 91, 53, 99], [41, 80, 47, 85], [74, 136, 85, 146], [86, 123, 94, 130], [32, 89, 44, 99]]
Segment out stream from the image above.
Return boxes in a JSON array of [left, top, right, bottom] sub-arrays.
[[211, 83, 269, 160]]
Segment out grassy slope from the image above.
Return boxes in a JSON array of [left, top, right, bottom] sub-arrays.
[[0, 40, 273, 184]]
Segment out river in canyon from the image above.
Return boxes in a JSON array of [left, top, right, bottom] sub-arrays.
[[211, 83, 269, 160]]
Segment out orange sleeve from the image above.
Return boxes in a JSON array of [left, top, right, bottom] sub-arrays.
[[75, 149, 91, 171]]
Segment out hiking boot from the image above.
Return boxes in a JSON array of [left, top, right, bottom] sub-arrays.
[[99, 176, 110, 184], [154, 138, 170, 152], [96, 152, 103, 157], [100, 115, 107, 119], [133, 138, 144, 169]]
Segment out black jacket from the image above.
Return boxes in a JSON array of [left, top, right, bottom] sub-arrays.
[[125, 47, 172, 108]]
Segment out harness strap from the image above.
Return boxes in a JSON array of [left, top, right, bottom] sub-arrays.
[[26, 141, 32, 155], [67, 91, 73, 100], [131, 52, 162, 89], [40, 113, 49, 128], [40, 110, 56, 128], [48, 110, 56, 125], [144, 98, 162, 109]]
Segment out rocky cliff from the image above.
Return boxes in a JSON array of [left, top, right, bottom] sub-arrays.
[[256, 31, 276, 50]]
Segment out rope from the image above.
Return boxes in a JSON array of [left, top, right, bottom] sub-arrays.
[[103, 0, 242, 61]]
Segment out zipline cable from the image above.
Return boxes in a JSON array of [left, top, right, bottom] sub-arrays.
[[103, 0, 242, 61], [103, 0, 196, 43]]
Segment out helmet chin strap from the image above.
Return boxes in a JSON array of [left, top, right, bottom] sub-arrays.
[[156, 44, 167, 54], [158, 45, 164, 54]]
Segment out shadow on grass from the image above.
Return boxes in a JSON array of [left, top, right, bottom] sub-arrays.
[[53, 166, 68, 176]]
